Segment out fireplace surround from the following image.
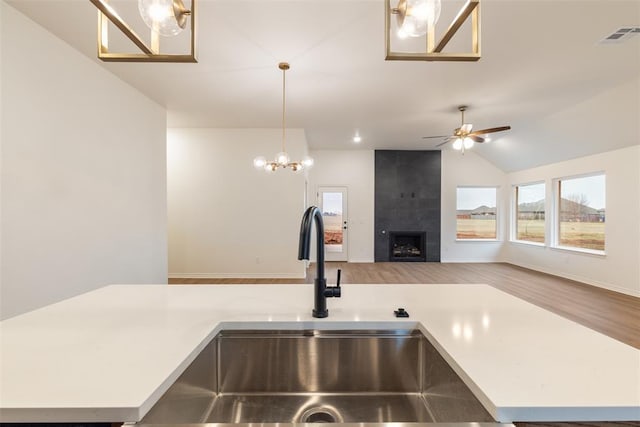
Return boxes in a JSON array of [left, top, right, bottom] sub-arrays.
[[374, 150, 441, 262]]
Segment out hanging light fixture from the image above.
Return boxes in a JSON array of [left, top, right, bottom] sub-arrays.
[[385, 0, 480, 61], [89, 0, 196, 62], [253, 63, 314, 173]]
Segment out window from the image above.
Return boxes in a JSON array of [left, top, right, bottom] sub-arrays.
[[556, 173, 605, 252], [514, 182, 545, 243], [456, 187, 497, 240]]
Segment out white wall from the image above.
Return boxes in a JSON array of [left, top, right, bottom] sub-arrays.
[[0, 1, 4, 302], [441, 150, 507, 262], [504, 146, 640, 297], [307, 150, 375, 262], [0, 4, 168, 319], [167, 128, 307, 278]]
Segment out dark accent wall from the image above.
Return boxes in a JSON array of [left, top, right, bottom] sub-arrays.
[[375, 150, 441, 262]]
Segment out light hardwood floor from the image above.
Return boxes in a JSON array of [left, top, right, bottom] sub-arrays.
[[170, 262, 639, 349], [171, 262, 640, 427]]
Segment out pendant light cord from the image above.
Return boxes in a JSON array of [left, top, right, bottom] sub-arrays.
[[282, 66, 286, 153]]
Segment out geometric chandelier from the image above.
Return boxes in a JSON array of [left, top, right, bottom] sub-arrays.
[[89, 0, 196, 63], [385, 0, 480, 62]]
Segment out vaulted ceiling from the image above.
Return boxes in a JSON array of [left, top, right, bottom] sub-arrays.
[[8, 0, 640, 172]]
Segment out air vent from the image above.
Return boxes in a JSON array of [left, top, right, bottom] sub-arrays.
[[599, 27, 640, 43]]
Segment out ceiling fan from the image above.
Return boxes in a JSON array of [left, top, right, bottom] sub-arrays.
[[423, 106, 511, 152]]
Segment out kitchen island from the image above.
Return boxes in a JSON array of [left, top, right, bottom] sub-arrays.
[[0, 283, 638, 423]]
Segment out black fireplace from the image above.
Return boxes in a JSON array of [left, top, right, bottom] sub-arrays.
[[374, 150, 441, 262], [389, 232, 426, 262]]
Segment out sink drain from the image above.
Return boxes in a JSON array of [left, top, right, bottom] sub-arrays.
[[299, 406, 342, 423], [303, 411, 336, 423]]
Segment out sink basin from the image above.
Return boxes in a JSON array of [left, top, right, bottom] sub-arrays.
[[139, 329, 505, 425]]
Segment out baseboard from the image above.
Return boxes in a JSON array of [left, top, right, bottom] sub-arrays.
[[168, 272, 305, 279], [507, 261, 640, 298]]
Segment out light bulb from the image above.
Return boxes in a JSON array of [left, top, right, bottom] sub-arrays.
[[148, 4, 171, 21], [464, 137, 474, 149], [138, 0, 186, 36], [398, 0, 441, 38], [290, 163, 304, 173], [253, 156, 267, 169], [452, 138, 463, 150], [275, 151, 290, 166], [264, 163, 277, 173], [301, 156, 314, 168]]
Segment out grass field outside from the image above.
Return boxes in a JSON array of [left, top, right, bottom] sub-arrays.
[[560, 221, 605, 251], [459, 219, 604, 250], [516, 219, 545, 243], [457, 219, 496, 239]]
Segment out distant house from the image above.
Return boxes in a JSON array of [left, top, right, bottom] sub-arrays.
[[559, 199, 605, 222], [460, 199, 605, 223], [517, 200, 545, 220], [457, 205, 496, 220], [456, 210, 472, 220]]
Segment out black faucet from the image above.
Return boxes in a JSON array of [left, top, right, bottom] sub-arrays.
[[298, 206, 341, 318]]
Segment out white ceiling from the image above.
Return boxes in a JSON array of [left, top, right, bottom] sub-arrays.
[[8, 0, 640, 172]]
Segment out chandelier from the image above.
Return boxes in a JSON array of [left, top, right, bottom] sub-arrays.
[[253, 63, 314, 173]]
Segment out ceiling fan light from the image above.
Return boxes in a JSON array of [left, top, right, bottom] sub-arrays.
[[452, 138, 463, 150], [463, 137, 474, 149]]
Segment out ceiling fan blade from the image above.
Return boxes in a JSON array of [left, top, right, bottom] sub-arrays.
[[422, 135, 450, 139], [461, 123, 473, 133], [469, 135, 485, 143], [435, 140, 450, 147], [470, 126, 511, 135]]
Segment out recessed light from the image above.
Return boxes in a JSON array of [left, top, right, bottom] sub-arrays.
[[353, 135, 362, 143]]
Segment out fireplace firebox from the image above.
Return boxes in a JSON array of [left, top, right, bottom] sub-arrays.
[[388, 232, 426, 262]]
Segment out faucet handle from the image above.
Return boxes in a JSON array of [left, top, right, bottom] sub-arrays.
[[323, 269, 342, 298]]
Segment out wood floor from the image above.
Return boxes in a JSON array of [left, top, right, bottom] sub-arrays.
[[171, 262, 639, 349], [171, 262, 640, 427]]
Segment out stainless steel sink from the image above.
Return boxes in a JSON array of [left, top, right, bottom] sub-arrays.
[[139, 329, 507, 425]]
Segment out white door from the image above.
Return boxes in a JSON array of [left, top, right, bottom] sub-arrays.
[[318, 187, 348, 261]]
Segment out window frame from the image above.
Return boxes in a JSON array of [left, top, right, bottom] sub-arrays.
[[552, 172, 606, 255], [511, 181, 546, 246], [455, 186, 500, 242]]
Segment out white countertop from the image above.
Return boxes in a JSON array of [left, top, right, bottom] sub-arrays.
[[0, 283, 638, 423]]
